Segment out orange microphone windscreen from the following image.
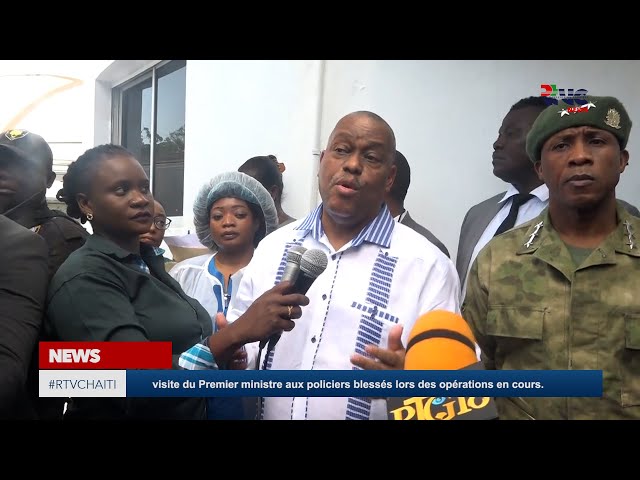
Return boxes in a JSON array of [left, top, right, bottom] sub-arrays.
[[405, 310, 477, 370]]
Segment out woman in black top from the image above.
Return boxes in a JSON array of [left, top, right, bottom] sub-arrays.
[[46, 145, 211, 419], [48, 145, 307, 419]]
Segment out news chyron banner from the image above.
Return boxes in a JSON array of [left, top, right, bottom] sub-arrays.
[[39, 342, 603, 418], [39, 342, 173, 398]]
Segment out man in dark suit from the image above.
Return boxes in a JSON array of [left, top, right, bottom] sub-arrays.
[[456, 96, 639, 299], [0, 128, 89, 419], [385, 150, 450, 257], [0, 215, 49, 419]]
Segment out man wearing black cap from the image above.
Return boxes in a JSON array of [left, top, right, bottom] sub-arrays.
[[463, 95, 640, 419], [0, 129, 89, 279], [0, 129, 88, 420]]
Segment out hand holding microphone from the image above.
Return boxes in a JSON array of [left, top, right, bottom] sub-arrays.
[[210, 246, 328, 369], [259, 246, 329, 351], [208, 281, 309, 367], [234, 281, 310, 344], [286, 248, 329, 296], [257, 245, 307, 350]]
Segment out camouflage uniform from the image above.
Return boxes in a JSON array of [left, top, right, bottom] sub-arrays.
[[463, 202, 640, 419]]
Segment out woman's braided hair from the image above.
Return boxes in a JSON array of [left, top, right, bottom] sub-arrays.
[[56, 144, 135, 223]]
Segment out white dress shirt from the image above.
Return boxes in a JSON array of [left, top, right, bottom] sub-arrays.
[[227, 204, 460, 420], [461, 183, 549, 300]]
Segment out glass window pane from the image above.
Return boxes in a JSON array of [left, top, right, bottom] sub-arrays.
[[153, 60, 186, 216], [121, 77, 152, 179]]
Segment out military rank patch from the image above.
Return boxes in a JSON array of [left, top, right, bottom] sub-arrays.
[[604, 109, 622, 129]]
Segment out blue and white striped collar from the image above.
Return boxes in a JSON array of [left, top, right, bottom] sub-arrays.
[[295, 203, 395, 248]]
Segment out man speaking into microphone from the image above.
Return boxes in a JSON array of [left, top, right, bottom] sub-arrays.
[[219, 111, 460, 420]]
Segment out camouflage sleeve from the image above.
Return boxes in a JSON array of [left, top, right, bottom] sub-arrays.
[[462, 250, 496, 370]]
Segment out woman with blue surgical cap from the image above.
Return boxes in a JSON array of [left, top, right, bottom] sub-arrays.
[[170, 171, 278, 419]]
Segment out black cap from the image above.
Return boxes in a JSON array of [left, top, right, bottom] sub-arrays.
[[0, 129, 53, 171]]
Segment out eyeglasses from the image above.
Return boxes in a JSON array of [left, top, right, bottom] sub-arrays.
[[153, 216, 172, 230]]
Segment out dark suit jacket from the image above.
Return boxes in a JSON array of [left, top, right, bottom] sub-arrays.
[[0, 215, 49, 419], [8, 200, 88, 419], [7, 200, 89, 281], [456, 192, 640, 288], [401, 211, 450, 258]]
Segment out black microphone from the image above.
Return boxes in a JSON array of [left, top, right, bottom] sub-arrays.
[[290, 248, 328, 295], [254, 248, 330, 414], [387, 310, 499, 420], [259, 246, 306, 350], [260, 248, 328, 355]]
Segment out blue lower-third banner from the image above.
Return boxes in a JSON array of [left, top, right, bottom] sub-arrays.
[[119, 370, 601, 398]]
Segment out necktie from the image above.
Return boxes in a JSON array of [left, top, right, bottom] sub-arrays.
[[494, 193, 535, 237]]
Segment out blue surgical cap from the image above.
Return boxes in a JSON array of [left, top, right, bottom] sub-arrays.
[[193, 171, 278, 251]]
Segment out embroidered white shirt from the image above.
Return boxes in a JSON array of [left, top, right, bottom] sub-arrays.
[[227, 204, 460, 420]]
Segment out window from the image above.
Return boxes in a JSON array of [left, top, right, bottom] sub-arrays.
[[112, 60, 186, 216]]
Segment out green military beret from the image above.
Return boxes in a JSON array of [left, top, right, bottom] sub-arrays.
[[526, 95, 632, 163]]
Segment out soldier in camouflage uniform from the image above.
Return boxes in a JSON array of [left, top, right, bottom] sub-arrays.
[[463, 95, 640, 419]]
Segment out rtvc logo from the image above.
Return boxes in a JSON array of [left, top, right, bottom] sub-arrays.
[[540, 84, 588, 106]]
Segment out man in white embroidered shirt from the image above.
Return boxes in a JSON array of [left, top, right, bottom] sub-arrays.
[[226, 111, 460, 420]]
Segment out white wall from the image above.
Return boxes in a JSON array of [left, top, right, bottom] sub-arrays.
[[92, 60, 640, 256], [0, 60, 112, 202], [182, 60, 324, 233], [0, 60, 111, 148], [321, 60, 640, 259]]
